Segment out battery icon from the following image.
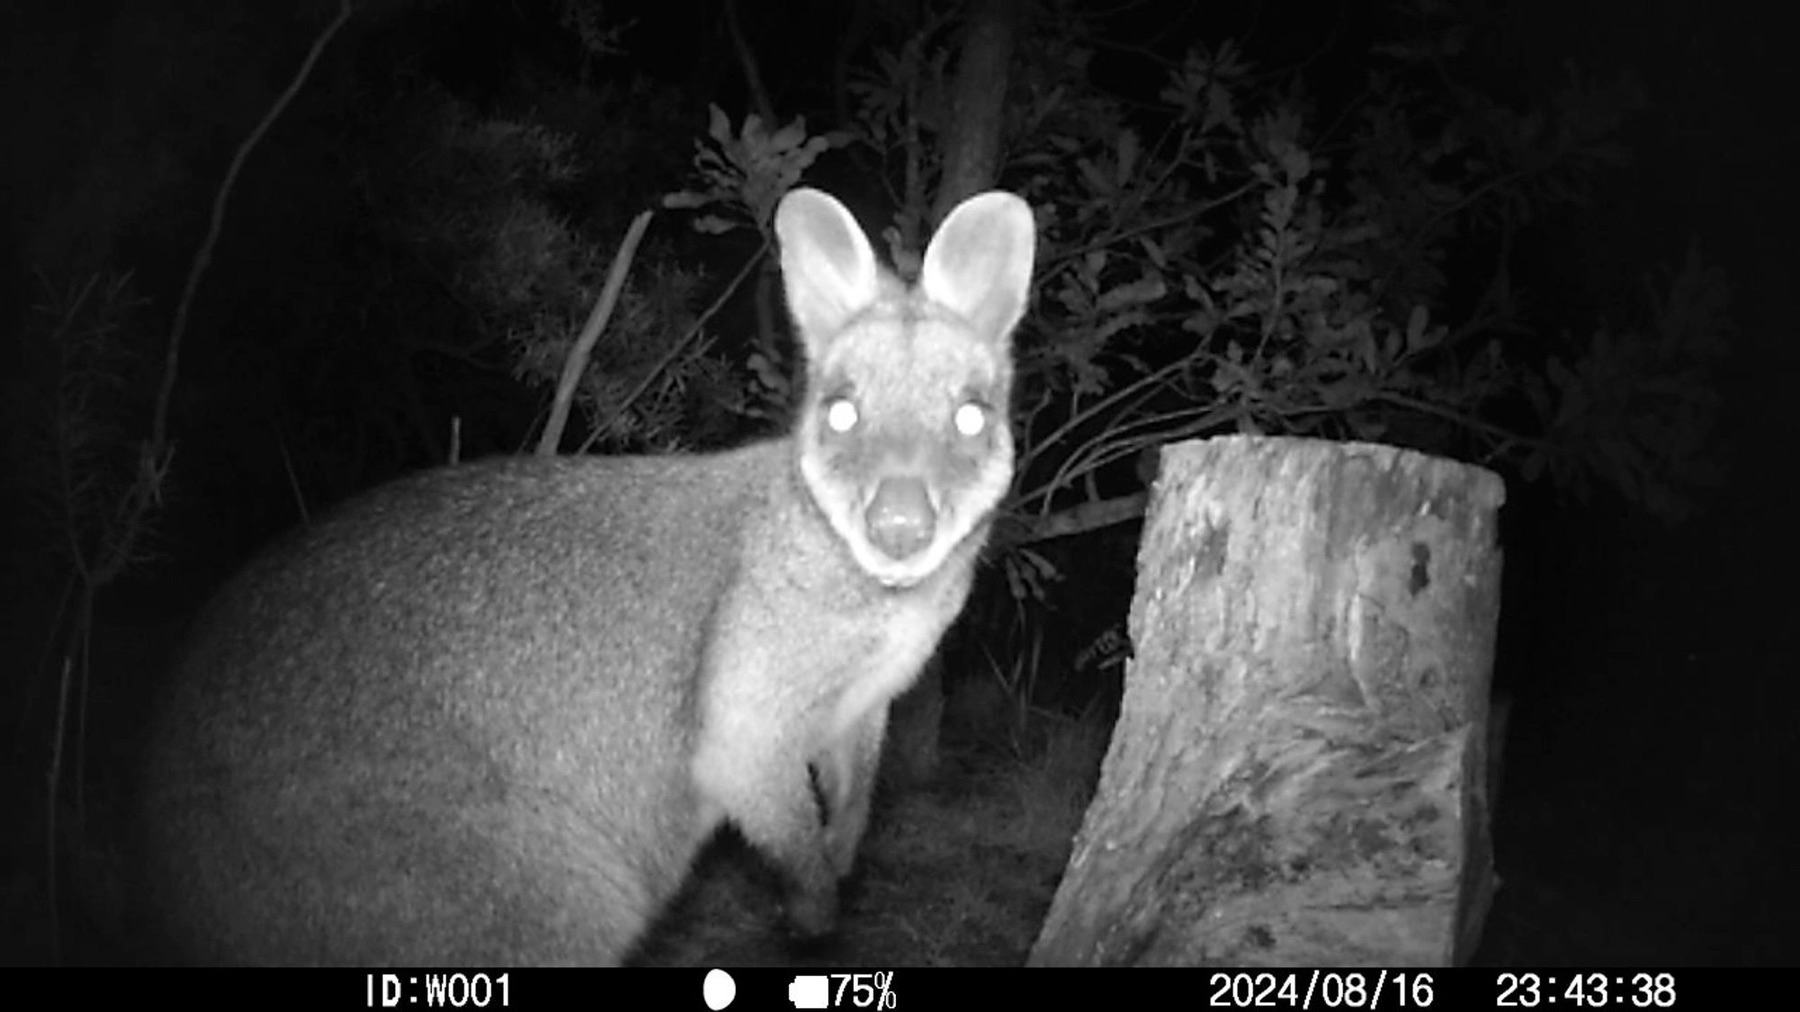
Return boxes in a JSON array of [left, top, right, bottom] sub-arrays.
[[788, 975, 830, 1009]]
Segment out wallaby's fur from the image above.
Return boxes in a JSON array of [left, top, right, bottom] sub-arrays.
[[139, 188, 1036, 965]]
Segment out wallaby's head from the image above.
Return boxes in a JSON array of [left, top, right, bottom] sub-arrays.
[[777, 188, 1036, 588]]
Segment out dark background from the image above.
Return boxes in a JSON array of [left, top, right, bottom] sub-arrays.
[[2, 0, 1792, 964]]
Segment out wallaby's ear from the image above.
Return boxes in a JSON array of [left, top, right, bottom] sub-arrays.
[[777, 188, 882, 338], [919, 191, 1036, 343]]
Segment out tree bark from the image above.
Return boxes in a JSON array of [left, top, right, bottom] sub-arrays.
[[1030, 436, 1507, 966], [886, 0, 1022, 785], [929, 0, 1019, 223]]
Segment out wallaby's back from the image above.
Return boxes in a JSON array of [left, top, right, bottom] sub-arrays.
[[143, 448, 774, 964], [141, 187, 1037, 965]]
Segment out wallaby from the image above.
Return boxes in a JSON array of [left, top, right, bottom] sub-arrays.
[[139, 187, 1036, 965]]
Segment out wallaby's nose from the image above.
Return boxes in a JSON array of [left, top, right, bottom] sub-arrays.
[[865, 477, 936, 560]]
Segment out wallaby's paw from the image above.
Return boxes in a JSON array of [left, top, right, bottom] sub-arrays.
[[783, 883, 840, 941]]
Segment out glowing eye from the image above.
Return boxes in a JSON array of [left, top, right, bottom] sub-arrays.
[[953, 402, 986, 437], [826, 398, 859, 433]]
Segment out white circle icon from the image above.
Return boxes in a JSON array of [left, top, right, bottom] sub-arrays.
[[703, 968, 736, 1010]]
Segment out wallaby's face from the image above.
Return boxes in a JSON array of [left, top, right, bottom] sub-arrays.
[[777, 191, 1034, 587]]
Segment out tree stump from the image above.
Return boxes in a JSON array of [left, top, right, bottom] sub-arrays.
[[1030, 436, 1506, 966]]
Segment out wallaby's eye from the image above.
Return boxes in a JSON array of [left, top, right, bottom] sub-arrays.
[[826, 397, 860, 433], [953, 401, 986, 437]]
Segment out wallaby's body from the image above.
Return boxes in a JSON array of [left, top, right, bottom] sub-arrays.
[[140, 188, 1036, 965]]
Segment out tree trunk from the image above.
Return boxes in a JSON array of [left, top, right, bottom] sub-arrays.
[[884, 651, 947, 788], [1030, 436, 1507, 967], [885, 0, 1022, 785], [929, 0, 1019, 224]]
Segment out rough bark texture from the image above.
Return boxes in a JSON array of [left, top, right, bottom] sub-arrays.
[[886, 0, 1021, 784], [929, 0, 1018, 225], [1029, 436, 1506, 967]]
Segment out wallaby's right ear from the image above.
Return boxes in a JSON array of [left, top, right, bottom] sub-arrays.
[[777, 189, 882, 338], [919, 191, 1036, 345]]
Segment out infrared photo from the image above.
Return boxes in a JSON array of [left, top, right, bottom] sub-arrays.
[[0, 0, 1790, 975]]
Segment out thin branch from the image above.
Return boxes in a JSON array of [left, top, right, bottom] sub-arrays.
[[592, 234, 772, 447], [153, 0, 356, 455], [723, 0, 775, 121], [537, 209, 654, 456]]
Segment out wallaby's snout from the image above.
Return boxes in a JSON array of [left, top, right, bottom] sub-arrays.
[[866, 476, 936, 561]]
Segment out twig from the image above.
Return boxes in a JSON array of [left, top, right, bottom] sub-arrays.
[[153, 0, 356, 457], [537, 209, 654, 456]]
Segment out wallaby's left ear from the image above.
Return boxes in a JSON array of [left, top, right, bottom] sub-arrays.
[[776, 188, 883, 339], [919, 191, 1037, 342]]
